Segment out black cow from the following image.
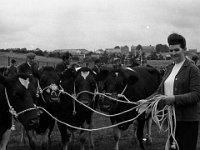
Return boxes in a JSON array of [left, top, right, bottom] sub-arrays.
[[58, 67, 97, 150], [26, 66, 61, 150], [0, 73, 39, 150], [97, 66, 161, 150]]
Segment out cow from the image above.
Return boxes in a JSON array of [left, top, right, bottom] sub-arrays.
[[96, 66, 161, 150], [25, 66, 61, 150], [0, 73, 40, 150], [57, 67, 98, 150]]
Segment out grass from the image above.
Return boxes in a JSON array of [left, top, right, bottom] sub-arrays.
[[0, 52, 61, 67], [7, 112, 200, 150]]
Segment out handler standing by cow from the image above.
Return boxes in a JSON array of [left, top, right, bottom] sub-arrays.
[[18, 52, 39, 77], [55, 52, 72, 75], [141, 33, 200, 150], [7, 59, 17, 78]]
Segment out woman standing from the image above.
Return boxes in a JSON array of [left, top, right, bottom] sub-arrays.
[[141, 33, 200, 150]]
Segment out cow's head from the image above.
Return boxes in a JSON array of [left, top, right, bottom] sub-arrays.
[[74, 67, 97, 105], [37, 66, 61, 104], [96, 68, 139, 111], [0, 73, 39, 130], [97, 68, 139, 95]]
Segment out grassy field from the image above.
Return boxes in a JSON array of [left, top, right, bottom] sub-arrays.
[[7, 112, 200, 150], [0, 52, 61, 67]]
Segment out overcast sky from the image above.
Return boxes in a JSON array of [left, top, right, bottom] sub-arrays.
[[0, 0, 200, 51]]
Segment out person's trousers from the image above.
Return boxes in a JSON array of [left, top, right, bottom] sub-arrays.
[[170, 121, 199, 150]]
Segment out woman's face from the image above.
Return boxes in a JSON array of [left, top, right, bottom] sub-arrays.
[[169, 44, 185, 63]]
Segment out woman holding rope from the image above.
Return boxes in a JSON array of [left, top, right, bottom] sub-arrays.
[[139, 33, 200, 150]]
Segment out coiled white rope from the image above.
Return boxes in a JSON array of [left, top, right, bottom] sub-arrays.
[[150, 95, 179, 150]]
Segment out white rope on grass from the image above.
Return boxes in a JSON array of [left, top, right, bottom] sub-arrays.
[[36, 103, 150, 131], [34, 95, 159, 132]]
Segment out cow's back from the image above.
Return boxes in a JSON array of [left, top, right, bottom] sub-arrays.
[[126, 66, 161, 101]]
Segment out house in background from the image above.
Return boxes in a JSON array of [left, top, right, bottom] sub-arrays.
[[105, 47, 121, 54], [131, 45, 155, 57], [54, 49, 89, 55]]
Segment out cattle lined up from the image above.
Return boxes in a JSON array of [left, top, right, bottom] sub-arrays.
[[0, 65, 165, 150]]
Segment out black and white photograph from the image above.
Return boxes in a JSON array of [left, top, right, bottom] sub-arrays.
[[0, 0, 200, 150]]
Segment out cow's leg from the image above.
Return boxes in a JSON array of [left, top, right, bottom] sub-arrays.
[[79, 129, 86, 150], [0, 129, 11, 150], [20, 125, 26, 144], [132, 120, 138, 144], [136, 114, 145, 150], [57, 123, 71, 150], [79, 119, 95, 150], [26, 128, 50, 150], [113, 126, 121, 150], [88, 116, 94, 149], [145, 117, 152, 145], [41, 128, 50, 150]]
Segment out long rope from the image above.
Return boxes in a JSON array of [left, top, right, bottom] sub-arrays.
[[5, 85, 178, 149]]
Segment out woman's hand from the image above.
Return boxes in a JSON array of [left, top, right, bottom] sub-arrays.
[[158, 95, 175, 107]]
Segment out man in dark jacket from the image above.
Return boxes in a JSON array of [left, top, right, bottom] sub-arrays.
[[55, 52, 72, 75], [93, 59, 101, 74], [7, 59, 17, 78], [18, 52, 39, 77]]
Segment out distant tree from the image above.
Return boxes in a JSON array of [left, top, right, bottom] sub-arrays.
[[114, 46, 120, 49], [136, 44, 143, 51], [35, 50, 44, 56], [124, 45, 129, 49], [20, 48, 27, 52], [155, 44, 169, 53]]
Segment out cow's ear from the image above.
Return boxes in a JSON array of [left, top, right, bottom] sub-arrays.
[[96, 70, 109, 81], [17, 73, 31, 80], [127, 74, 139, 85], [60, 68, 76, 80]]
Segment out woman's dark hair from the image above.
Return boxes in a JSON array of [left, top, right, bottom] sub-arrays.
[[167, 33, 186, 50]]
